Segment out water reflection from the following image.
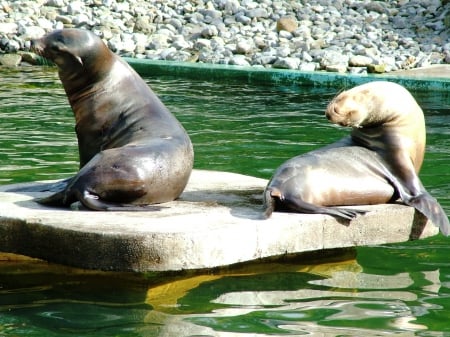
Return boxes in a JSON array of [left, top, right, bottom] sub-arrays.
[[2, 250, 443, 336], [145, 264, 440, 336]]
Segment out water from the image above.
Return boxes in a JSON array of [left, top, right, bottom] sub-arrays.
[[0, 66, 450, 336]]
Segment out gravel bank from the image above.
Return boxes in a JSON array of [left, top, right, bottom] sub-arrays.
[[0, 0, 449, 73]]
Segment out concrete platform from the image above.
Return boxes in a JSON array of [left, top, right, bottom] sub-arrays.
[[0, 170, 438, 272], [390, 64, 450, 79]]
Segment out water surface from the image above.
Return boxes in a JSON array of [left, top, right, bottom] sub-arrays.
[[0, 67, 450, 336]]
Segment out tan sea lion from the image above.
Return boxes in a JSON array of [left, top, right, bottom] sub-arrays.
[[264, 81, 449, 236], [24, 29, 194, 210]]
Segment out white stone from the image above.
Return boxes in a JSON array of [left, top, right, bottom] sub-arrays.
[[349, 55, 373, 67], [299, 62, 318, 71], [18, 25, 45, 40], [229, 54, 250, 66], [67, 1, 85, 15], [235, 39, 254, 54], [273, 57, 300, 69], [0, 22, 18, 35]]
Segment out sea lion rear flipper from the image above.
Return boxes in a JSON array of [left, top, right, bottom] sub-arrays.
[[284, 197, 366, 221], [76, 190, 162, 212], [263, 187, 366, 220]]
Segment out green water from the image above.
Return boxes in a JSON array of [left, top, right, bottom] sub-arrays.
[[1, 67, 450, 336]]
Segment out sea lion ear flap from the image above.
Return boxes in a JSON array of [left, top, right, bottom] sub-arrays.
[[68, 53, 83, 66], [56, 44, 83, 66], [74, 55, 83, 66]]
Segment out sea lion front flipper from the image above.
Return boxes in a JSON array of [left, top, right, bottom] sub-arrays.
[[381, 165, 450, 236], [406, 193, 450, 236]]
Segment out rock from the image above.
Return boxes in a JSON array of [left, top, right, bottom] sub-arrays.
[[444, 51, 450, 64], [159, 47, 177, 59], [235, 39, 254, 54], [201, 25, 219, 38], [67, 1, 85, 15], [195, 38, 212, 50], [134, 16, 154, 34], [0, 22, 18, 35], [199, 9, 222, 20], [0, 0, 447, 73], [367, 64, 386, 73], [18, 26, 46, 40], [4, 39, 21, 52], [276, 46, 291, 57], [273, 57, 300, 69], [133, 33, 148, 54], [55, 15, 72, 25], [246, 8, 269, 19], [276, 17, 298, 33], [235, 13, 251, 25], [349, 55, 373, 67], [299, 62, 318, 71], [278, 30, 293, 40], [229, 54, 250, 66], [19, 52, 41, 65], [222, 0, 241, 15], [365, 2, 386, 14], [325, 64, 348, 73], [0, 54, 22, 66], [72, 13, 90, 25], [172, 36, 191, 50], [36, 17, 54, 31], [46, 0, 65, 7], [320, 50, 350, 69]]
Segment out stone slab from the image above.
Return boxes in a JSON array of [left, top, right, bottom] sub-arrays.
[[390, 64, 450, 79], [0, 170, 439, 272]]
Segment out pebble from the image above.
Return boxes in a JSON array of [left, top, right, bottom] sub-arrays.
[[0, 0, 448, 73], [0, 53, 22, 66]]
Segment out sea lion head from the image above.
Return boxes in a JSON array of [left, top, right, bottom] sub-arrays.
[[31, 29, 113, 80], [325, 81, 422, 129], [326, 81, 426, 173], [325, 87, 376, 128], [31, 28, 115, 96]]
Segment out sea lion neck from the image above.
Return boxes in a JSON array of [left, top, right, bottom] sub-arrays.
[[59, 44, 115, 99]]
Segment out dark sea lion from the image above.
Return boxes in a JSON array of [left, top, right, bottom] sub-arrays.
[[264, 81, 449, 236], [26, 29, 194, 210]]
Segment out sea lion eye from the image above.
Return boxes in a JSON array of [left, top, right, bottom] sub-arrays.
[[50, 43, 60, 51]]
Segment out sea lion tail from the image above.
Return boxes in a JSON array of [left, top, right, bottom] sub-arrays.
[[407, 193, 450, 236], [262, 188, 277, 219]]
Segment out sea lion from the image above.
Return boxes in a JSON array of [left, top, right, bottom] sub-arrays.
[[263, 81, 449, 236], [26, 28, 194, 210]]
